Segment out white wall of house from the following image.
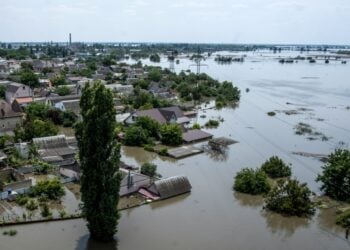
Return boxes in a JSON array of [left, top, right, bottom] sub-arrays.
[[6, 84, 33, 104]]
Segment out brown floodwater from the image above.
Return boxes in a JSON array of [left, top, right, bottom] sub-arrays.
[[1, 50, 350, 250]]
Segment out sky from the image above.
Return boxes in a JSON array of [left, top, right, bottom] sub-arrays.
[[0, 0, 349, 45]]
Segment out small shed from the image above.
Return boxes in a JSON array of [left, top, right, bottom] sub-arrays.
[[148, 176, 192, 199]]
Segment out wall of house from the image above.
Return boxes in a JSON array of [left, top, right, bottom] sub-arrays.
[[0, 116, 22, 133], [3, 179, 32, 191], [6, 85, 33, 103]]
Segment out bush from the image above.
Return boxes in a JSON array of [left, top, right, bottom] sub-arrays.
[[261, 156, 292, 178], [160, 124, 183, 146], [336, 209, 350, 228], [124, 126, 149, 146], [16, 195, 29, 206], [192, 123, 201, 129], [233, 168, 271, 195], [158, 148, 168, 156], [3, 230, 17, 236], [25, 200, 38, 211], [267, 111, 276, 116], [41, 203, 52, 218], [59, 210, 67, 218], [143, 144, 155, 152], [264, 179, 315, 217], [205, 119, 219, 128], [141, 163, 157, 177], [33, 161, 53, 174], [29, 178, 65, 200], [316, 149, 350, 201], [55, 85, 70, 96], [135, 116, 160, 139]]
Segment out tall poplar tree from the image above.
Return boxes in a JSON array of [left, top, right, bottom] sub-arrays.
[[76, 82, 122, 241]]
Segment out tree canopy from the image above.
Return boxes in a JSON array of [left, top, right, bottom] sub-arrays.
[[233, 168, 271, 195], [316, 149, 350, 201], [160, 124, 183, 146], [76, 81, 122, 241], [261, 156, 292, 178], [264, 179, 315, 217]]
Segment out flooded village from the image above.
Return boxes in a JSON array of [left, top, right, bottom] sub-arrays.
[[0, 42, 350, 250]]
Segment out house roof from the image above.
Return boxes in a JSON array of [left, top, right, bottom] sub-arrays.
[[0, 100, 23, 118], [48, 95, 80, 105], [6, 82, 26, 94], [61, 100, 80, 115], [160, 106, 184, 118], [149, 176, 192, 199], [120, 171, 151, 196], [182, 129, 213, 143], [33, 135, 76, 158], [135, 109, 167, 124], [15, 97, 33, 104]]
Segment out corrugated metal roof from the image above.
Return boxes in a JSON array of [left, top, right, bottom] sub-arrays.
[[151, 176, 192, 199]]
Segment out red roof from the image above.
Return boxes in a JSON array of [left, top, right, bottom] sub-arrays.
[[15, 97, 33, 104]]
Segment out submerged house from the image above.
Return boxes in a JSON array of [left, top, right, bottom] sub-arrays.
[[147, 176, 192, 199], [0, 167, 32, 193]]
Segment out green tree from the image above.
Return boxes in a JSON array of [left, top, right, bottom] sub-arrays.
[[76, 82, 122, 241], [124, 126, 149, 146], [141, 162, 157, 177], [50, 75, 67, 86], [20, 69, 39, 88], [56, 85, 70, 96], [14, 119, 58, 141], [0, 85, 6, 99], [233, 168, 271, 195], [160, 124, 183, 146], [264, 179, 315, 217], [148, 68, 162, 82], [29, 178, 65, 200], [135, 116, 160, 139], [261, 156, 292, 178], [316, 149, 350, 201], [25, 102, 50, 120]]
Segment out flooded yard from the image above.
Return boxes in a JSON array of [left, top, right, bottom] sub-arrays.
[[1, 51, 350, 250]]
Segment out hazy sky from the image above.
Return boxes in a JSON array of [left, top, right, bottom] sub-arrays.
[[1, 0, 349, 44]]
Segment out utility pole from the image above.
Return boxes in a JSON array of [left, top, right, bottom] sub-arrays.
[[189, 46, 208, 75]]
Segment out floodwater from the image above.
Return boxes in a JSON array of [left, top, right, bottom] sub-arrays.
[[1, 51, 350, 250]]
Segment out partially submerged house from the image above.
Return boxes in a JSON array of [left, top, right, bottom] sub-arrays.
[[0, 167, 32, 193], [33, 135, 76, 167], [147, 176, 192, 199]]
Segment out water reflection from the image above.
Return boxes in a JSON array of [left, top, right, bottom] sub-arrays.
[[122, 146, 177, 165], [234, 192, 264, 208], [122, 146, 157, 165], [203, 147, 229, 161], [261, 210, 310, 238], [150, 193, 190, 210], [76, 234, 118, 250], [317, 208, 344, 234]]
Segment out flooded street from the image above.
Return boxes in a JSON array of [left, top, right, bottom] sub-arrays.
[[1, 51, 350, 250]]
